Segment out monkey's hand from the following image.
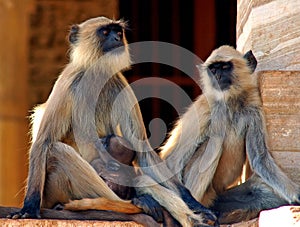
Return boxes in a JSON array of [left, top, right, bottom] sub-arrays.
[[294, 193, 300, 205], [191, 215, 219, 227], [191, 205, 218, 227], [132, 194, 164, 223], [7, 206, 41, 219], [177, 185, 218, 226]]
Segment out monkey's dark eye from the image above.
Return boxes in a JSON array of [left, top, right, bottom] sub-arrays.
[[102, 29, 109, 36], [208, 62, 232, 74], [222, 64, 231, 70], [222, 62, 231, 70], [209, 68, 217, 74], [97, 27, 111, 38], [117, 31, 122, 37]]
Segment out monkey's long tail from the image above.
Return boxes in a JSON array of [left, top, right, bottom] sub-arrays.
[[64, 197, 142, 214]]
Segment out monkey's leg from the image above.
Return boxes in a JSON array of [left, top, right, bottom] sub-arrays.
[[134, 175, 217, 227], [42, 142, 129, 208], [183, 138, 223, 203], [8, 142, 48, 219], [212, 175, 288, 224], [127, 139, 217, 226]]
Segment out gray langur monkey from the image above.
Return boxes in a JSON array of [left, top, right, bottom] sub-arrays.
[[8, 16, 217, 227], [160, 45, 300, 224]]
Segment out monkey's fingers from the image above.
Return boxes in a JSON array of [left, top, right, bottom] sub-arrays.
[[132, 194, 164, 223], [64, 197, 142, 214]]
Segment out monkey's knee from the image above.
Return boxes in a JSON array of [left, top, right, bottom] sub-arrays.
[[43, 143, 76, 207], [46, 142, 79, 163], [44, 142, 104, 207]]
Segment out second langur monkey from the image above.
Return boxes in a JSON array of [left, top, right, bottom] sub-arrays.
[[160, 46, 300, 224], [8, 16, 216, 227]]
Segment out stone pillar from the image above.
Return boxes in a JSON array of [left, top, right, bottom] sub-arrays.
[[0, 0, 32, 206], [237, 0, 300, 185]]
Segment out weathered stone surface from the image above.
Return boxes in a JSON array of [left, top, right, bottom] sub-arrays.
[[0, 219, 140, 227], [259, 206, 300, 227], [258, 71, 300, 154], [237, 2, 300, 226], [220, 218, 258, 227], [237, 0, 300, 71]]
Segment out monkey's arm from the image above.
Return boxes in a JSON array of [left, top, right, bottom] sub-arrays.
[[245, 108, 300, 203], [8, 81, 74, 219], [174, 97, 225, 201], [160, 95, 220, 202], [160, 95, 211, 180]]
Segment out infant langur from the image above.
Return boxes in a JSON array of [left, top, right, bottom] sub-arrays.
[[91, 135, 136, 200]]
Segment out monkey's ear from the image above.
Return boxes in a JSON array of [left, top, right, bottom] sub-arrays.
[[69, 24, 79, 44], [243, 50, 257, 73]]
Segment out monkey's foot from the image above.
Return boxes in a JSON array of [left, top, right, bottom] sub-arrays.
[[52, 203, 64, 210], [175, 184, 217, 225], [296, 194, 300, 204], [195, 210, 218, 226], [7, 208, 41, 219], [132, 194, 164, 223], [189, 209, 219, 227], [190, 213, 219, 227]]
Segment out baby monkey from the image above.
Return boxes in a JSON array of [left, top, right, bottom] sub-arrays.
[[91, 135, 136, 200]]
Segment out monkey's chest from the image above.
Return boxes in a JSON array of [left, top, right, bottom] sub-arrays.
[[94, 76, 126, 136], [212, 129, 246, 193]]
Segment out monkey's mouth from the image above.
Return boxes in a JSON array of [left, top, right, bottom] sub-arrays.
[[215, 78, 232, 91], [103, 43, 125, 54], [208, 70, 232, 91]]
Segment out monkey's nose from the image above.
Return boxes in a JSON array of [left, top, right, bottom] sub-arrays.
[[216, 74, 221, 81], [110, 33, 121, 42]]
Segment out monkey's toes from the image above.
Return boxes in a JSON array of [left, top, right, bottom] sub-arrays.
[[192, 210, 218, 227], [192, 216, 219, 227], [8, 211, 41, 219], [53, 203, 64, 210], [132, 194, 164, 223]]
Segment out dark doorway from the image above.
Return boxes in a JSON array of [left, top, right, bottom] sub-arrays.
[[119, 0, 236, 148]]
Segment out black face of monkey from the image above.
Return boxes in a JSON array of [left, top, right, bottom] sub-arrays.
[[97, 24, 125, 53], [208, 61, 234, 91]]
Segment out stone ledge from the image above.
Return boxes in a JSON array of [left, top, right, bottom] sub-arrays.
[[220, 206, 300, 227], [0, 207, 144, 226], [0, 206, 299, 226], [0, 219, 140, 227]]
